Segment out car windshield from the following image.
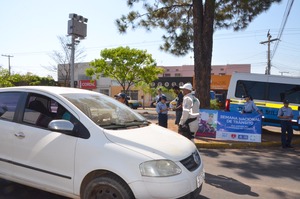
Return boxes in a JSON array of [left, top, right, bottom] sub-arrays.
[[61, 93, 148, 129]]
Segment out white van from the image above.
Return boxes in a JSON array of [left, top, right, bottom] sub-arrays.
[[226, 72, 300, 129], [0, 86, 205, 199]]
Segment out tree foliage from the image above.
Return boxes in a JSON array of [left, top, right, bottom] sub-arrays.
[[116, 0, 282, 108], [86, 46, 164, 93], [0, 67, 56, 87]]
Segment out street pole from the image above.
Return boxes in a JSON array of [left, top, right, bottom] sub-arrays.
[[1, 54, 13, 76], [260, 31, 279, 75], [70, 35, 75, 88]]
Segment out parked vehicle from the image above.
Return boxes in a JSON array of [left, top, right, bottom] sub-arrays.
[[226, 72, 300, 129], [126, 96, 141, 109], [0, 86, 205, 199]]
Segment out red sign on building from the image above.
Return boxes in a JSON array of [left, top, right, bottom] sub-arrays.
[[79, 80, 97, 89]]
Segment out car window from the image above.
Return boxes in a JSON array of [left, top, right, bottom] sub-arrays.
[[23, 94, 52, 127], [62, 93, 148, 129], [22, 93, 90, 138], [0, 92, 22, 121]]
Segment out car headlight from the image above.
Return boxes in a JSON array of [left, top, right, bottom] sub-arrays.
[[139, 160, 182, 177]]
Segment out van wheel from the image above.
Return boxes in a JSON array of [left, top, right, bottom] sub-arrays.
[[82, 174, 134, 199]]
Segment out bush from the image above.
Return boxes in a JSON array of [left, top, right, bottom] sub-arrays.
[[210, 99, 221, 110]]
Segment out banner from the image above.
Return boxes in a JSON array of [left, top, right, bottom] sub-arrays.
[[196, 110, 218, 138], [216, 111, 262, 142], [196, 110, 262, 143]]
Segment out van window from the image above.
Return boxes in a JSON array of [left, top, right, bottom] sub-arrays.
[[235, 80, 266, 100], [235, 80, 300, 104], [268, 83, 300, 104]]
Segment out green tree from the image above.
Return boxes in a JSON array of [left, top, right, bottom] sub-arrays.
[[86, 46, 164, 94], [0, 67, 14, 87], [116, 0, 282, 108], [0, 68, 56, 87]]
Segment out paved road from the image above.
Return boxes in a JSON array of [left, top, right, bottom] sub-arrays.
[[1, 147, 299, 199], [199, 147, 300, 199]]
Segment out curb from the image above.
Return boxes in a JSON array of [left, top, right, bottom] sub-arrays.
[[194, 137, 300, 149]]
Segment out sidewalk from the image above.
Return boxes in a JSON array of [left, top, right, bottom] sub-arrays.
[[139, 109, 300, 149]]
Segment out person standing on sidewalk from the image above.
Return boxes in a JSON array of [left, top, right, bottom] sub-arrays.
[[278, 100, 294, 148], [242, 95, 262, 114], [156, 96, 169, 128], [178, 83, 200, 140], [155, 88, 165, 104], [172, 86, 183, 127]]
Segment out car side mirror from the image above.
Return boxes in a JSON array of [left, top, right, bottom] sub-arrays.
[[48, 120, 74, 133]]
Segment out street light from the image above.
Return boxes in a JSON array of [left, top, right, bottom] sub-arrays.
[[67, 13, 88, 87]]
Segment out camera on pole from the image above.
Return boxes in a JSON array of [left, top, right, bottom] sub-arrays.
[[67, 13, 88, 88]]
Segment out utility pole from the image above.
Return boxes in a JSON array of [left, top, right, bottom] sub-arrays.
[[260, 31, 279, 75], [1, 54, 13, 76]]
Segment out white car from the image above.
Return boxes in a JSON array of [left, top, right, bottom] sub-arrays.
[[0, 86, 205, 199]]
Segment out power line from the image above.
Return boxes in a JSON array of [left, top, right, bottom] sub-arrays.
[[271, 0, 295, 59]]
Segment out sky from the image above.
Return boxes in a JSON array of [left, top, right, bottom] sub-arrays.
[[0, 0, 299, 80]]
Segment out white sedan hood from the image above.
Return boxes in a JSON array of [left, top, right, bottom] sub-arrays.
[[104, 123, 197, 161]]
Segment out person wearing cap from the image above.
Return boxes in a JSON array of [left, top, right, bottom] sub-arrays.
[[242, 95, 262, 114], [278, 100, 294, 148], [114, 93, 129, 106], [154, 88, 166, 104], [178, 83, 200, 140], [172, 85, 184, 127], [156, 95, 169, 128]]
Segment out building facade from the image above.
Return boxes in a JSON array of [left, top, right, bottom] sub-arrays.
[[57, 63, 251, 107], [159, 64, 251, 77]]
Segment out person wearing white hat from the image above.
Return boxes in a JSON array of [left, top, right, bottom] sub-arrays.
[[178, 83, 200, 140]]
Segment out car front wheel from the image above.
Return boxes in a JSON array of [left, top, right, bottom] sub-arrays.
[[82, 174, 134, 199]]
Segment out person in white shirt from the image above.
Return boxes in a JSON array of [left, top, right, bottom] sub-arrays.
[[178, 83, 200, 140]]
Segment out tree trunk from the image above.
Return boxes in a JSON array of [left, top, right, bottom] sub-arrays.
[[193, 0, 215, 109]]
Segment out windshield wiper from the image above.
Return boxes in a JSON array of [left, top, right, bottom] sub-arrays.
[[126, 120, 150, 126], [100, 123, 128, 129], [100, 120, 150, 129]]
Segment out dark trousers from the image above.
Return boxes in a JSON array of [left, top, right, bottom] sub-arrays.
[[175, 110, 182, 125], [158, 113, 168, 128], [281, 120, 293, 147], [180, 128, 194, 140], [179, 124, 195, 140]]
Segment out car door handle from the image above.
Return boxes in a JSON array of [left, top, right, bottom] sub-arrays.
[[15, 132, 25, 138]]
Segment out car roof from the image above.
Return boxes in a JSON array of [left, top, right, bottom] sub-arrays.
[[0, 86, 98, 95]]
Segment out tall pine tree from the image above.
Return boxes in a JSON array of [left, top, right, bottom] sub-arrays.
[[116, 0, 282, 108]]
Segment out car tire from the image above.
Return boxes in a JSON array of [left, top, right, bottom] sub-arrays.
[[82, 174, 134, 199]]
